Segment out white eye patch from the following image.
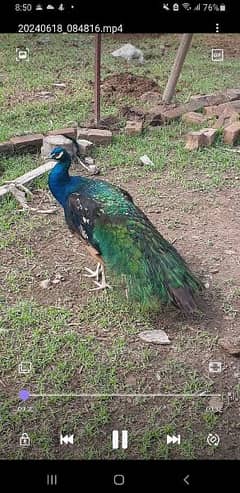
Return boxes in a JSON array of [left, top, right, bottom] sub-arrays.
[[55, 151, 64, 159]]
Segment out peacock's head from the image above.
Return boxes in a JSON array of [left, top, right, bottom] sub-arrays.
[[49, 146, 71, 164]]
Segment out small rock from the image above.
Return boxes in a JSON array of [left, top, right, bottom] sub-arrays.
[[84, 157, 95, 166], [139, 155, 155, 166], [182, 112, 207, 124], [52, 83, 66, 88], [204, 282, 210, 289], [207, 395, 224, 413], [40, 279, 51, 289], [77, 139, 94, 156], [41, 133, 76, 159], [218, 336, 240, 355], [138, 329, 171, 345], [52, 273, 64, 284], [88, 164, 100, 175], [126, 374, 137, 385], [111, 43, 144, 63], [210, 268, 219, 274]]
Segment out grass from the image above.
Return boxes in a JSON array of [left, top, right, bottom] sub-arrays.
[[0, 33, 240, 460]]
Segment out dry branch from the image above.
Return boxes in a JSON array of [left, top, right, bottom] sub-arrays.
[[0, 160, 56, 199]]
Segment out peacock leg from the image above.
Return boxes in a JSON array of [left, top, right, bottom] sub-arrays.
[[84, 263, 102, 282], [91, 266, 112, 291]]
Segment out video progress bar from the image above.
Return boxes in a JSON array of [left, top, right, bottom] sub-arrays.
[[29, 393, 222, 398]]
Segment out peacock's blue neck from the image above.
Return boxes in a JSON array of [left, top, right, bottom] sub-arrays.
[[48, 161, 83, 207]]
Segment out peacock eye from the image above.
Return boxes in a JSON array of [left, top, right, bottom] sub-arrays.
[[55, 151, 64, 159]]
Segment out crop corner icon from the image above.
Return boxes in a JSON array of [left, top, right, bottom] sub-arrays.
[[18, 361, 32, 374]]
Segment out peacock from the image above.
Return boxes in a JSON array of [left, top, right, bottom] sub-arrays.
[[48, 146, 203, 313]]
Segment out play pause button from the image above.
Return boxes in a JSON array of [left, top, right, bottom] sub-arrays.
[[112, 430, 128, 450]]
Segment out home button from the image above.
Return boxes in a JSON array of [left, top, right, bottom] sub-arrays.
[[113, 474, 125, 486]]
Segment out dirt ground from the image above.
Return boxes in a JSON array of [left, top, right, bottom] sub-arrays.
[[101, 73, 161, 98]]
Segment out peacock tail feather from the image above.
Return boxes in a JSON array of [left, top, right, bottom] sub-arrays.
[[93, 208, 202, 312]]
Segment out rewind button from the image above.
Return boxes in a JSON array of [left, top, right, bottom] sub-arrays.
[[60, 433, 74, 445]]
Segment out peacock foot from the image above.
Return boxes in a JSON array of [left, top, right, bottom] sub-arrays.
[[90, 267, 112, 291], [84, 263, 102, 282]]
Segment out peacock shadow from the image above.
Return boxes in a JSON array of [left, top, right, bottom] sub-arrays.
[[109, 270, 227, 338]]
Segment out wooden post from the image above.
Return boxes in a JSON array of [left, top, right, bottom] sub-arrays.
[[162, 34, 193, 104], [94, 34, 101, 127]]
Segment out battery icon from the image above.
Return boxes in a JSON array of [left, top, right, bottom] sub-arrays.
[[220, 3, 226, 11]]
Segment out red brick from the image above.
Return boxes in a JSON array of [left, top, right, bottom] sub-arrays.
[[10, 134, 43, 150], [185, 131, 206, 150], [204, 100, 240, 117], [47, 127, 77, 138], [0, 141, 14, 153], [204, 105, 219, 117], [227, 113, 240, 127], [77, 128, 112, 145], [125, 120, 143, 135], [182, 112, 206, 124], [214, 108, 239, 129], [224, 122, 240, 145], [225, 88, 240, 100], [202, 128, 218, 145], [185, 128, 217, 150], [214, 114, 225, 129]]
